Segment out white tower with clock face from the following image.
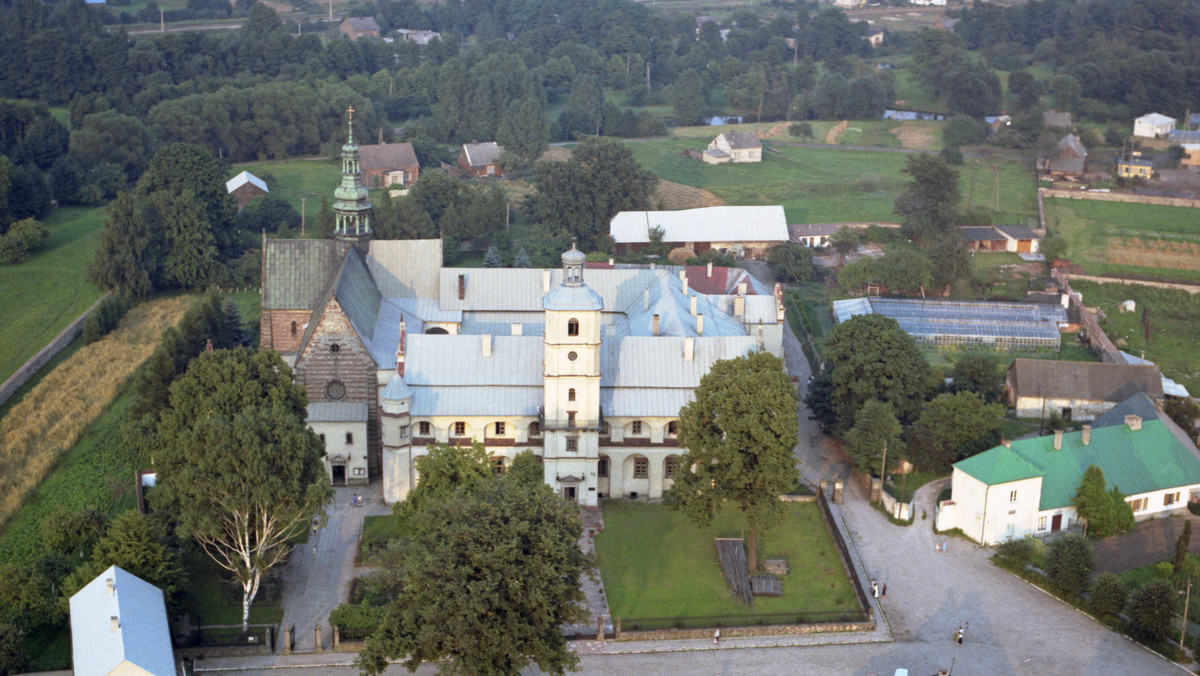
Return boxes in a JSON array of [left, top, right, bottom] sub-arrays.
[[541, 241, 603, 506]]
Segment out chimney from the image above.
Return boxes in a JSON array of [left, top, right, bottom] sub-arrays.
[[707, 261, 713, 278], [737, 281, 747, 295], [652, 314, 660, 336], [1061, 293, 1070, 309], [696, 313, 704, 336], [643, 289, 650, 311], [734, 295, 746, 317], [511, 323, 522, 336], [1053, 429, 1063, 450], [1081, 424, 1091, 445], [543, 269, 551, 293], [110, 616, 119, 633], [396, 321, 407, 376], [1126, 414, 1142, 431], [482, 334, 492, 357], [680, 270, 689, 296], [457, 274, 465, 300], [683, 337, 694, 361], [106, 578, 114, 595], [689, 295, 697, 317]]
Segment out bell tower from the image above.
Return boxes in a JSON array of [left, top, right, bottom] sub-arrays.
[[334, 106, 372, 251], [541, 240, 603, 506]]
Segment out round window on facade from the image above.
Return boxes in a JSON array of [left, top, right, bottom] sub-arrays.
[[567, 351, 578, 361], [325, 379, 347, 400], [330, 343, 341, 353]]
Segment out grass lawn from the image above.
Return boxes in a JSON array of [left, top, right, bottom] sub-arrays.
[[1043, 197, 1200, 283], [885, 471, 943, 503], [185, 549, 285, 626], [595, 501, 858, 622], [229, 158, 342, 222], [0, 206, 105, 384], [624, 137, 1035, 225], [1072, 280, 1200, 395]]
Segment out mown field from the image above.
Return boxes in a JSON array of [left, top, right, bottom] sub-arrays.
[[626, 136, 1036, 224], [595, 501, 858, 622], [1044, 197, 1200, 283], [0, 206, 105, 385], [1072, 280, 1200, 396]]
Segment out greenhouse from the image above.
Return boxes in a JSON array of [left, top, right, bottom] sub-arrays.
[[832, 297, 1067, 351]]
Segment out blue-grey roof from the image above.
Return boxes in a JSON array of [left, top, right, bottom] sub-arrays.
[[404, 335, 543, 387], [833, 297, 1066, 344], [366, 240, 443, 299], [1092, 393, 1161, 429], [263, 239, 342, 310], [1120, 350, 1191, 398], [308, 401, 369, 422], [601, 387, 695, 417], [412, 386, 542, 417], [335, 247, 381, 341], [69, 566, 175, 676], [545, 283, 604, 311], [600, 336, 758, 388], [381, 375, 413, 401]]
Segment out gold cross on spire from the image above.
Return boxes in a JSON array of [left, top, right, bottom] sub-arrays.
[[347, 106, 355, 120]]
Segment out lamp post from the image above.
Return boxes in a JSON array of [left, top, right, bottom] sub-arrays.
[[878, 441, 887, 504]]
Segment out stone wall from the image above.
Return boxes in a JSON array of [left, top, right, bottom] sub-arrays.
[[261, 308, 315, 353], [1062, 272, 1200, 295], [1041, 187, 1200, 209], [0, 291, 110, 408], [615, 620, 875, 642]]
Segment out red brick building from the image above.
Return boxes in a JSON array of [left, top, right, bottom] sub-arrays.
[[339, 17, 380, 40], [359, 142, 419, 188], [457, 142, 504, 178]]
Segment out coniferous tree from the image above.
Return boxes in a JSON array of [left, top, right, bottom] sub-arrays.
[[88, 192, 160, 296]]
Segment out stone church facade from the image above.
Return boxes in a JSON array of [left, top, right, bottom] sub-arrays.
[[261, 116, 789, 505]]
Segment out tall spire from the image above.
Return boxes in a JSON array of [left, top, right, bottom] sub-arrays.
[[334, 106, 371, 248]]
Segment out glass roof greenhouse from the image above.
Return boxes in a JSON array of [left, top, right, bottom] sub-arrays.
[[832, 298, 1067, 350]]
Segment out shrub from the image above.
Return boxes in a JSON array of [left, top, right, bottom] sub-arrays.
[[1126, 581, 1178, 643], [329, 602, 385, 640], [1045, 535, 1094, 597], [0, 218, 49, 264], [1089, 572, 1128, 619], [82, 295, 133, 344], [994, 538, 1034, 568]]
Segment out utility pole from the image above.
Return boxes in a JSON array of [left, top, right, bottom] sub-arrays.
[[1181, 579, 1193, 651], [328, 0, 332, 22], [300, 198, 307, 237], [878, 441, 887, 504], [160, 7, 164, 32]]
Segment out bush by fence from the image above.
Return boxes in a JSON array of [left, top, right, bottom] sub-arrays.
[[330, 603, 386, 641]]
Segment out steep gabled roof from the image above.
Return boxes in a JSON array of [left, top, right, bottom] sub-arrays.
[[957, 420, 1200, 510], [262, 239, 342, 310], [716, 131, 761, 149], [69, 566, 174, 676], [344, 16, 379, 32], [462, 142, 503, 167], [226, 170, 268, 194], [358, 142, 419, 172], [1136, 112, 1176, 127], [1008, 359, 1164, 402]]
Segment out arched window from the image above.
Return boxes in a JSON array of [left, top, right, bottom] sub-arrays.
[[568, 388, 576, 402], [290, 321, 298, 335], [567, 319, 579, 336], [633, 457, 649, 479], [665, 456, 678, 479], [668, 420, 678, 436]]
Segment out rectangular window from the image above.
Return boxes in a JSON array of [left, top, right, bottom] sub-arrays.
[[399, 426, 409, 439], [454, 422, 466, 437], [419, 421, 430, 436], [1165, 493, 1179, 507], [1037, 516, 1047, 531], [319, 433, 326, 444], [634, 457, 648, 478], [566, 438, 578, 453], [668, 421, 678, 436], [567, 412, 576, 427], [598, 457, 609, 478], [530, 422, 541, 436], [665, 457, 678, 479], [1128, 497, 1148, 512], [632, 421, 643, 435], [491, 458, 505, 475], [1009, 490, 1017, 502], [353, 468, 365, 476], [346, 432, 354, 444], [494, 422, 505, 436]]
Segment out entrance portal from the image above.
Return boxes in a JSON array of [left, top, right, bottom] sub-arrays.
[[562, 485, 577, 503], [1051, 513, 1062, 532], [332, 463, 346, 486]]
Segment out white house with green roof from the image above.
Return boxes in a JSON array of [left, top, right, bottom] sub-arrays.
[[939, 416, 1200, 545]]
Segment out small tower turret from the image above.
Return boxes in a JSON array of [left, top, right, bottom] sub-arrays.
[[334, 107, 372, 251]]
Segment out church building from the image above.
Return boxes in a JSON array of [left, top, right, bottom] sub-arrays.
[[261, 114, 788, 506]]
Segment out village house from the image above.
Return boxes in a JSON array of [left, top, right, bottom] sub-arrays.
[[396, 28, 440, 45], [1133, 112, 1176, 138], [457, 142, 504, 178], [260, 116, 788, 504], [1006, 358, 1164, 421], [340, 17, 380, 40], [609, 205, 789, 257], [1181, 144, 1200, 169], [704, 132, 762, 164], [939, 415, 1200, 545], [1117, 154, 1154, 179], [789, 223, 842, 248], [225, 170, 268, 211], [69, 566, 175, 676], [358, 142, 420, 188], [1040, 133, 1087, 179], [957, 225, 1041, 253]]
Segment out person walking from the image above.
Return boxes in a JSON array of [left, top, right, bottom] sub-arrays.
[[955, 626, 963, 646], [713, 628, 720, 645], [882, 582, 887, 597]]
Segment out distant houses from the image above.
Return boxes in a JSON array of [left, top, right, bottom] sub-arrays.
[[69, 566, 175, 676], [789, 223, 841, 248], [1040, 133, 1087, 179], [359, 142, 420, 188], [340, 17, 380, 40], [703, 132, 762, 164], [1133, 112, 1176, 138], [1116, 154, 1154, 179], [1005, 358, 1164, 421], [396, 29, 440, 45], [457, 142, 504, 178], [609, 205, 789, 257], [226, 170, 268, 210], [957, 225, 1041, 254]]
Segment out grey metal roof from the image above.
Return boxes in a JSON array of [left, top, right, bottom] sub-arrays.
[[381, 375, 413, 401], [69, 566, 174, 676], [717, 132, 761, 149], [1043, 111, 1072, 128], [403, 335, 543, 386], [367, 239, 443, 300], [1120, 351, 1191, 398], [263, 239, 342, 310], [789, 223, 842, 239], [958, 226, 1006, 242], [1009, 359, 1164, 402], [335, 247, 381, 342], [833, 297, 1067, 343], [411, 386, 542, 417], [1092, 392, 1162, 429], [226, 170, 268, 194], [600, 336, 757, 388], [308, 401, 369, 422], [358, 143, 419, 172], [344, 16, 379, 31], [996, 225, 1041, 240], [462, 142, 503, 167], [545, 283, 604, 311], [601, 387, 694, 418], [460, 311, 546, 336], [610, 206, 788, 245]]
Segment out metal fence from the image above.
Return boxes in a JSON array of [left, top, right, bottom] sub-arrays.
[[619, 609, 865, 632]]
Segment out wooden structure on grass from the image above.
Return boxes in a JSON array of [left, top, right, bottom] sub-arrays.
[[714, 538, 753, 606]]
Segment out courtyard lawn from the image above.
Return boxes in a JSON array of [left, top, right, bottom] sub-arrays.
[[0, 206, 105, 384], [624, 137, 1036, 225], [595, 501, 858, 622], [1071, 280, 1200, 396], [1043, 197, 1200, 283]]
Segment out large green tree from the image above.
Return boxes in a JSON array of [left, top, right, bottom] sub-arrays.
[[137, 142, 237, 257], [496, 96, 550, 167], [1070, 465, 1134, 538], [841, 399, 903, 476], [59, 511, 186, 614], [823, 314, 929, 433], [909, 391, 1003, 472], [529, 136, 657, 246], [894, 153, 960, 244], [150, 348, 332, 631], [950, 353, 1004, 402], [358, 475, 589, 676], [88, 191, 161, 297], [666, 352, 799, 571]]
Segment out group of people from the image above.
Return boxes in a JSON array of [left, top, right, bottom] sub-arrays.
[[935, 538, 948, 552], [870, 579, 887, 599], [953, 622, 970, 645]]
